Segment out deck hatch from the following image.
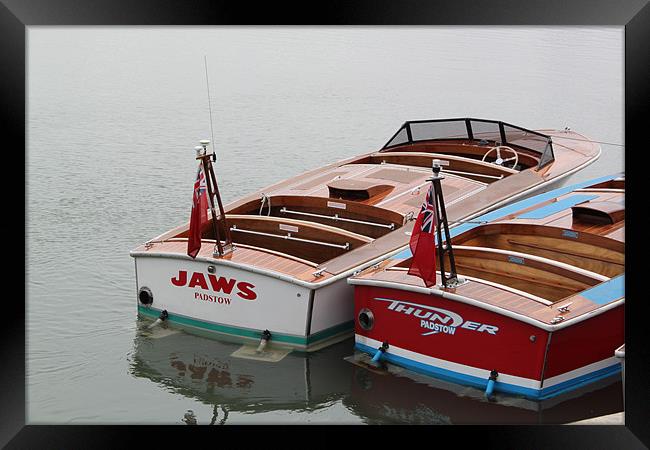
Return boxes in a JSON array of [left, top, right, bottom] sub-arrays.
[[517, 195, 599, 220], [572, 201, 625, 225], [326, 179, 393, 201]]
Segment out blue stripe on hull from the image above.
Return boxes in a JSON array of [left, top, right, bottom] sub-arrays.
[[355, 342, 621, 400]]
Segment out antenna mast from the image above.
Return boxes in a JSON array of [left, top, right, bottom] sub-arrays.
[[204, 55, 216, 161], [197, 57, 233, 256]]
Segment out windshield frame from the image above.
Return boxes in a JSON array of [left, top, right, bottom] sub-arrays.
[[381, 118, 555, 169]]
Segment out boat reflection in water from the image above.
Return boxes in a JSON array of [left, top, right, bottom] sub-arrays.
[[344, 351, 623, 425], [129, 319, 352, 424], [130, 319, 622, 425]]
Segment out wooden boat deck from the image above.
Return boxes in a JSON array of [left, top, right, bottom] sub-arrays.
[[268, 163, 486, 212], [134, 120, 602, 283], [352, 176, 625, 325], [141, 164, 487, 279]]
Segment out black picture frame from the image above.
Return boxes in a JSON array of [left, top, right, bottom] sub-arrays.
[[3, 0, 647, 447]]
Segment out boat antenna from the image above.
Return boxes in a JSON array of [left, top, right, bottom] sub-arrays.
[[204, 55, 217, 162], [199, 57, 233, 256]]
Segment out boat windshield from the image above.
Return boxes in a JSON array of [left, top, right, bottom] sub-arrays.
[[382, 118, 555, 169]]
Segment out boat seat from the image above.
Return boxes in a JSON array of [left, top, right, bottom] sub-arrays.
[[446, 245, 608, 302], [369, 151, 516, 183], [223, 214, 373, 264]]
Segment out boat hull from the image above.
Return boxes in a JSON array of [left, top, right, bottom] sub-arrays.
[[133, 255, 353, 351], [353, 284, 622, 400]]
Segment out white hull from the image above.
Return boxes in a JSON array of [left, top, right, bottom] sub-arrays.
[[133, 255, 353, 351]]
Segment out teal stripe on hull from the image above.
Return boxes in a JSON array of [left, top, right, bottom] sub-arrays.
[[137, 305, 353, 347]]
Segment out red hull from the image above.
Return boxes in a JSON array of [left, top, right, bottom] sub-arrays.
[[354, 285, 622, 396]]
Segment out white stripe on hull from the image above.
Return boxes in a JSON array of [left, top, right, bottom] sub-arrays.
[[542, 356, 620, 389], [355, 335, 543, 390], [356, 335, 620, 392]]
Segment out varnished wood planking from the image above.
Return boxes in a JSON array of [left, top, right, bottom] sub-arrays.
[[378, 172, 484, 214], [454, 224, 624, 277], [292, 171, 347, 190], [445, 170, 543, 222], [357, 267, 603, 325], [138, 240, 327, 279]]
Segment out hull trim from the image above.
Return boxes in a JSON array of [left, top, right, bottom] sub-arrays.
[[138, 305, 352, 349], [355, 340, 620, 400]]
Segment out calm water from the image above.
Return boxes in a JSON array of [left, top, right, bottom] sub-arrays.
[[27, 27, 624, 424]]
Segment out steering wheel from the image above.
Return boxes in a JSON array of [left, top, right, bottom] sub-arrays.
[[481, 145, 519, 169]]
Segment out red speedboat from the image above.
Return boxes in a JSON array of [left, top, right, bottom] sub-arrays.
[[349, 174, 624, 400]]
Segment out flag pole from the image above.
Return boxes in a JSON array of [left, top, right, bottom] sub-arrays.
[[196, 144, 225, 256], [429, 160, 459, 288], [205, 152, 233, 251]]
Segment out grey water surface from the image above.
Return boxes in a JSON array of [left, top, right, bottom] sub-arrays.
[[27, 27, 624, 424]]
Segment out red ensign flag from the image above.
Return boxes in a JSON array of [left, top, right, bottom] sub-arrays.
[[408, 183, 438, 287], [187, 163, 208, 258]]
